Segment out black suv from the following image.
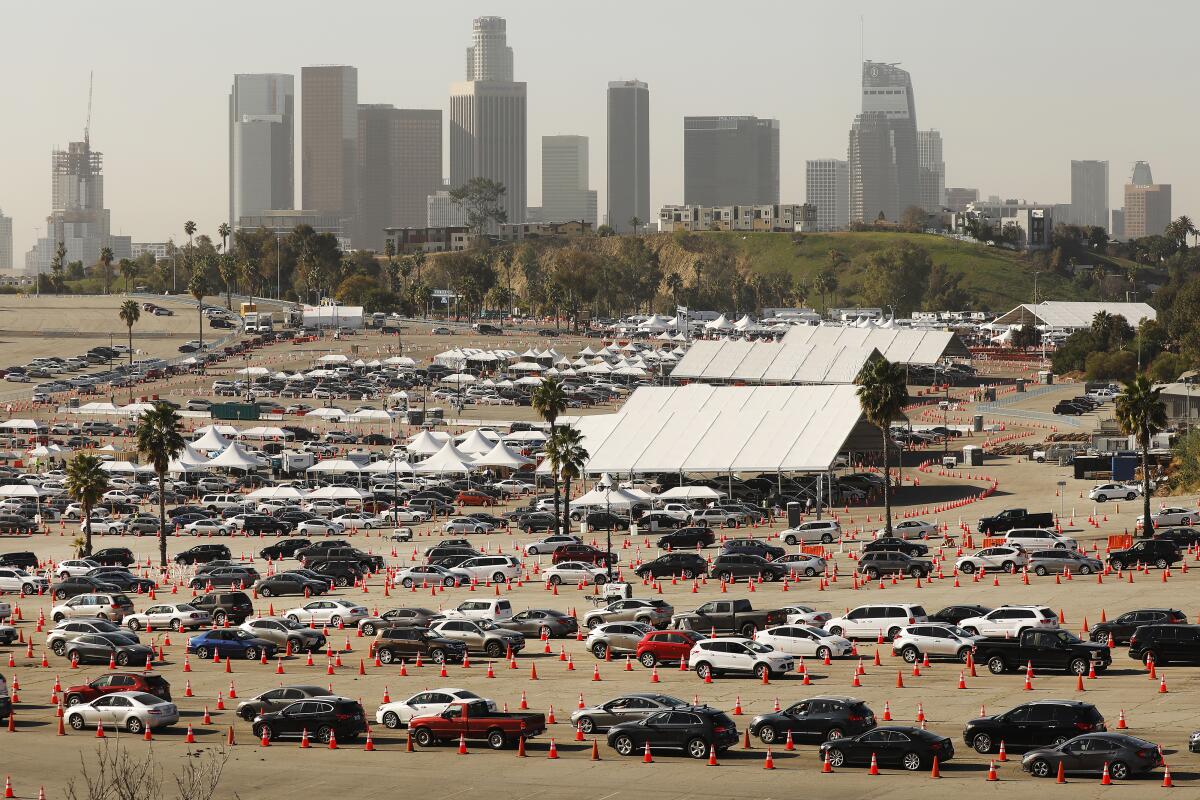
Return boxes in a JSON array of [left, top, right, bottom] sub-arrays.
[[518, 512, 558, 533], [1108, 539, 1180, 571], [857, 551, 932, 579], [1128, 623, 1200, 665], [239, 515, 290, 536], [0, 551, 39, 569], [634, 552, 710, 580], [190, 591, 255, 625], [606, 705, 740, 759], [656, 527, 716, 550], [306, 559, 365, 587], [1153, 527, 1200, 548], [91, 547, 135, 567], [258, 539, 312, 560], [710, 554, 787, 582], [749, 696, 877, 745], [175, 544, 232, 565], [963, 701, 1106, 754], [371, 627, 468, 665], [1089, 609, 1187, 645], [251, 697, 367, 744], [719, 539, 785, 561], [862, 537, 929, 558], [294, 540, 353, 561], [305, 547, 383, 571]]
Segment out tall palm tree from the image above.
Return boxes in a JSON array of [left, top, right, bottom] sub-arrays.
[[65, 453, 109, 557], [135, 402, 185, 566], [855, 357, 910, 535], [217, 222, 231, 255], [1115, 375, 1167, 537], [118, 259, 137, 293], [547, 426, 588, 539], [218, 254, 238, 310], [531, 377, 568, 527], [98, 246, 114, 294], [118, 300, 140, 401], [188, 270, 207, 373]]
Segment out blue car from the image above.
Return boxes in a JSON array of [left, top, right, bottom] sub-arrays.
[[187, 629, 276, 661]]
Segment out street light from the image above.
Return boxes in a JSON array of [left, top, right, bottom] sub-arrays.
[[597, 473, 614, 580]]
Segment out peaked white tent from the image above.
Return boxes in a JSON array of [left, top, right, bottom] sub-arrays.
[[457, 429, 502, 455], [192, 427, 231, 451], [206, 442, 267, 470], [406, 431, 450, 455], [363, 458, 414, 474], [306, 459, 363, 474], [247, 485, 304, 501], [349, 409, 394, 423], [413, 440, 475, 474], [305, 486, 367, 500], [471, 440, 533, 469], [306, 407, 347, 420]]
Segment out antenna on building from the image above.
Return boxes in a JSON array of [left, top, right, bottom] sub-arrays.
[[859, 15, 864, 65], [84, 70, 93, 146]]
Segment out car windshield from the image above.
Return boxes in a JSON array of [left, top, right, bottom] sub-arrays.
[[279, 619, 305, 630], [745, 641, 773, 653], [946, 625, 973, 637], [1053, 630, 1081, 645], [478, 621, 502, 631]]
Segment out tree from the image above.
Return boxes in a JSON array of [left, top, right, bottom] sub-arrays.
[[51, 241, 67, 295], [546, 426, 589, 543], [188, 270, 207, 372], [855, 358, 910, 535], [1115, 376, 1167, 536], [218, 254, 238, 310], [118, 259, 137, 293], [66, 453, 109, 557], [448, 178, 507, 239], [531, 377, 568, 529], [900, 205, 927, 230], [1010, 324, 1042, 351], [665, 273, 684, 310], [65, 739, 230, 800], [217, 222, 231, 255], [629, 217, 643, 235], [135, 402, 185, 566], [118, 300, 140, 399], [860, 243, 933, 314], [98, 247, 114, 293]]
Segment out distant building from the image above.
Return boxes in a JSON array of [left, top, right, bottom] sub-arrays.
[[0, 209, 11, 272], [683, 116, 779, 207], [131, 242, 169, 261], [541, 135, 597, 225], [805, 159, 849, 230], [238, 209, 348, 251], [607, 80, 650, 233], [302, 65, 358, 239], [944, 188, 978, 213], [229, 73, 294, 237], [659, 204, 814, 233], [426, 190, 467, 228], [917, 130, 945, 211], [1111, 208, 1125, 239], [1131, 160, 1154, 187], [383, 226, 470, 254], [999, 206, 1054, 250], [355, 104, 442, 251], [525, 207, 543, 223], [1070, 160, 1108, 229], [1123, 161, 1171, 239], [497, 221, 594, 242], [849, 61, 920, 223]]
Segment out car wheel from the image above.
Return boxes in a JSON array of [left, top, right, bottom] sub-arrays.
[[244, 646, 259, 661], [334, 576, 349, 588], [909, 567, 926, 579], [804, 567, 818, 577], [825, 728, 844, 741], [865, 568, 880, 580], [126, 619, 141, 631], [315, 726, 335, 744], [1034, 565, 1048, 576], [116, 652, 130, 666], [68, 714, 86, 731], [685, 737, 708, 759], [901, 752, 923, 771], [485, 641, 504, 659], [1109, 761, 1130, 780], [329, 615, 342, 627], [901, 646, 920, 664], [195, 646, 210, 660], [1001, 561, 1015, 573], [758, 725, 778, 744], [126, 717, 144, 734], [492, 572, 506, 584], [815, 645, 833, 662], [957, 647, 972, 663], [548, 575, 562, 586], [400, 577, 414, 588], [828, 626, 844, 637], [1079, 564, 1092, 575], [486, 729, 508, 750], [55, 592, 68, 601], [577, 716, 595, 734], [1155, 558, 1169, 569], [754, 663, 772, 681], [1029, 758, 1051, 778], [1127, 493, 1136, 501], [972, 733, 994, 753], [592, 642, 610, 660], [213, 612, 228, 625], [826, 748, 846, 768], [52, 640, 68, 656], [442, 577, 456, 588], [987, 656, 1007, 674], [382, 711, 401, 729], [613, 734, 635, 756], [716, 571, 733, 583], [412, 727, 435, 747], [887, 626, 901, 640], [958, 561, 976, 575], [695, 662, 712, 679]]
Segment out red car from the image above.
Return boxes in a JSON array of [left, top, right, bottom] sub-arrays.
[[456, 491, 497, 507], [551, 544, 618, 566], [64, 673, 172, 706], [635, 630, 705, 668]]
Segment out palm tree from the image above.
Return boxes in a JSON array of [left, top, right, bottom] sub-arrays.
[[118, 259, 137, 293], [217, 222, 231, 255], [118, 300, 140, 400], [665, 273, 683, 310], [813, 273, 831, 311], [1115, 375, 1167, 537], [855, 357, 910, 535], [98, 246, 114, 294], [188, 270, 207, 373], [135, 402, 185, 566], [547, 426, 589, 539], [65, 453, 109, 557], [184, 220, 196, 247], [531, 377, 568, 528], [218, 254, 238, 310]]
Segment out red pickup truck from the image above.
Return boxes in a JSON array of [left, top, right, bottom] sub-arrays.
[[409, 700, 547, 750]]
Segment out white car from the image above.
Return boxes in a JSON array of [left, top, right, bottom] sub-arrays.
[[523, 534, 582, 556], [444, 517, 496, 534], [283, 599, 370, 626], [543, 560, 608, 586], [1088, 483, 1140, 502], [447, 555, 522, 584], [957, 605, 1059, 638], [440, 599, 513, 623], [375, 688, 495, 729], [781, 519, 841, 546], [755, 625, 852, 661], [1140, 507, 1197, 529], [1002, 528, 1078, 552], [182, 518, 233, 536], [0, 601, 11, 622], [654, 503, 695, 522], [84, 519, 128, 536], [65, 504, 109, 522], [123, 603, 210, 632], [380, 508, 430, 525], [824, 604, 929, 640], [954, 546, 1029, 574], [493, 479, 534, 496], [293, 519, 344, 536], [64, 691, 179, 735], [687, 636, 794, 680], [101, 490, 140, 504], [875, 519, 937, 540], [332, 513, 385, 530], [0, 567, 49, 595], [55, 559, 100, 579], [780, 605, 833, 627], [394, 565, 461, 588], [891, 624, 981, 663]]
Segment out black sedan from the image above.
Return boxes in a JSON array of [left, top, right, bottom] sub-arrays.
[[251, 697, 367, 744], [91, 548, 135, 567], [635, 553, 710, 580], [63, 633, 155, 666], [259, 539, 312, 561], [1021, 733, 1162, 780], [86, 568, 156, 593], [254, 573, 327, 597], [862, 537, 929, 557], [820, 726, 954, 771], [709, 554, 788, 582], [929, 605, 992, 626], [656, 527, 716, 549]]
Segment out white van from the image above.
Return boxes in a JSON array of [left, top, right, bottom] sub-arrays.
[[824, 604, 929, 640], [781, 519, 841, 546], [201, 493, 245, 512]]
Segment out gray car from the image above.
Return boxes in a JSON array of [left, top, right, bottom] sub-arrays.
[[585, 622, 654, 659], [63, 633, 154, 666], [239, 617, 327, 652], [428, 619, 525, 658], [47, 619, 137, 656], [1027, 549, 1104, 576], [571, 693, 687, 734], [357, 607, 444, 637], [504, 609, 579, 639], [235, 685, 334, 721], [1022, 732, 1163, 780], [582, 599, 674, 629]]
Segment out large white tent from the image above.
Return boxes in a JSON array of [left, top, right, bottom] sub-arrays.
[[471, 440, 533, 470], [778, 326, 969, 367], [247, 486, 305, 501], [673, 339, 881, 384], [991, 301, 1156, 331], [192, 427, 232, 451], [306, 459, 363, 474], [406, 431, 450, 455], [413, 440, 475, 474], [206, 442, 267, 470]]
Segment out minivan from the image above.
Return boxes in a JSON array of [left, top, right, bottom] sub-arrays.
[[824, 604, 929, 640], [201, 494, 244, 512], [51, 593, 136, 623]]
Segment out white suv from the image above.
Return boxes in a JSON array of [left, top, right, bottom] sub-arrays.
[[439, 599, 513, 623], [1003, 528, 1077, 552], [448, 555, 522, 585], [201, 493, 245, 512], [1088, 483, 1139, 502], [958, 605, 1058, 638], [824, 604, 929, 640], [781, 519, 841, 546], [687, 636, 795, 680], [891, 624, 981, 663], [955, 546, 1029, 574]]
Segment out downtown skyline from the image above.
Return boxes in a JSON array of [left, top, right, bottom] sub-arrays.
[[2, 0, 1196, 260]]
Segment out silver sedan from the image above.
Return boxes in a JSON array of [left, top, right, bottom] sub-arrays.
[[64, 691, 179, 734]]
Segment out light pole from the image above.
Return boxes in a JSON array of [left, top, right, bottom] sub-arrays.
[[276, 234, 282, 300], [597, 473, 614, 580]]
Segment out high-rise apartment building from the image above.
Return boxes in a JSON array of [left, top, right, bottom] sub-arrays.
[[355, 105, 442, 251], [945, 187, 978, 213], [917, 130, 945, 211], [805, 159, 849, 230], [1070, 160, 1109, 229], [849, 61, 919, 223], [607, 80, 649, 233], [683, 116, 779, 207], [0, 210, 12, 272], [450, 17, 527, 227], [302, 65, 358, 237], [229, 73, 294, 236], [541, 135, 597, 225]]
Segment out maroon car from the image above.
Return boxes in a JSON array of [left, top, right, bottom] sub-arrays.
[[551, 544, 618, 566], [64, 673, 172, 706]]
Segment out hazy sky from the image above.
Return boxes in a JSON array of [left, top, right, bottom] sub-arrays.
[[4, 0, 1196, 260]]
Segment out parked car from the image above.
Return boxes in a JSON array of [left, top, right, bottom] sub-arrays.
[[856, 551, 932, 579], [253, 573, 327, 597], [186, 628, 277, 661], [427, 619, 525, 658], [633, 629, 705, 668], [606, 705, 740, 759], [62, 633, 154, 666], [891, 623, 980, 663], [504, 608, 578, 639], [1021, 732, 1162, 780], [958, 605, 1059, 638], [1128, 623, 1200, 665], [584, 598, 674, 629], [236, 685, 334, 721], [780, 519, 841, 546], [65, 691, 179, 734], [974, 629, 1111, 675], [1089, 608, 1187, 645], [928, 604, 991, 626], [282, 599, 369, 627], [0, 566, 48, 595], [1108, 538, 1181, 571], [123, 603, 210, 632], [357, 607, 444, 636], [825, 604, 929, 640], [686, 636, 794, 680], [964, 700, 1106, 754], [51, 592, 135, 623], [1027, 548, 1105, 576], [371, 626, 467, 665], [820, 726, 954, 771], [189, 591, 254, 626], [408, 699, 544, 750], [440, 598, 513, 623], [749, 696, 877, 745], [586, 622, 655, 659], [633, 552, 709, 580], [252, 697, 367, 743], [174, 544, 232, 565], [63, 673, 171, 707], [572, 692, 688, 734], [755, 625, 852, 660], [375, 688, 494, 729], [238, 617, 327, 652]]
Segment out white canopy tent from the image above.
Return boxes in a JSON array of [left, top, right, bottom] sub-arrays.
[[305, 486, 368, 501], [306, 459, 363, 474], [0, 419, 44, 432], [569, 484, 645, 511], [205, 442, 268, 470], [247, 485, 305, 501], [455, 429, 500, 454], [672, 339, 881, 385], [470, 440, 533, 469], [306, 407, 347, 420], [658, 485, 724, 501], [406, 431, 450, 455], [192, 427, 232, 452], [413, 440, 475, 474], [363, 458, 414, 475]]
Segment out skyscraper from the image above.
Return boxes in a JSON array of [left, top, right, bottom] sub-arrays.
[[683, 116, 779, 207], [848, 61, 919, 223], [945, 187, 979, 213], [1070, 160, 1109, 229], [1123, 161, 1171, 239], [302, 65, 358, 235], [450, 17, 527, 227], [0, 209, 11, 272], [1131, 160, 1154, 187], [229, 73, 294, 235], [805, 159, 849, 230], [541, 135, 597, 225], [355, 105, 442, 250], [607, 80, 649, 233], [917, 130, 945, 211]]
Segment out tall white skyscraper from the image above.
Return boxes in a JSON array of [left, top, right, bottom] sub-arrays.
[[0, 209, 12, 272], [805, 159, 849, 230], [607, 80, 649, 233], [917, 130, 945, 211], [541, 135, 597, 225], [229, 73, 294, 234], [1070, 160, 1109, 229], [849, 61, 920, 223], [450, 17, 527, 226]]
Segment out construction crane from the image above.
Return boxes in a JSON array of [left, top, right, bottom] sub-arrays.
[[84, 70, 93, 145]]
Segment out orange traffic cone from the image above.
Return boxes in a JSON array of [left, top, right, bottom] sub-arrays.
[[930, 755, 941, 778], [986, 760, 998, 781], [457, 733, 468, 754], [547, 739, 559, 759], [822, 751, 833, 772], [868, 753, 880, 775], [1100, 762, 1112, 785], [763, 749, 775, 770], [1056, 760, 1066, 783], [642, 741, 653, 763]]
